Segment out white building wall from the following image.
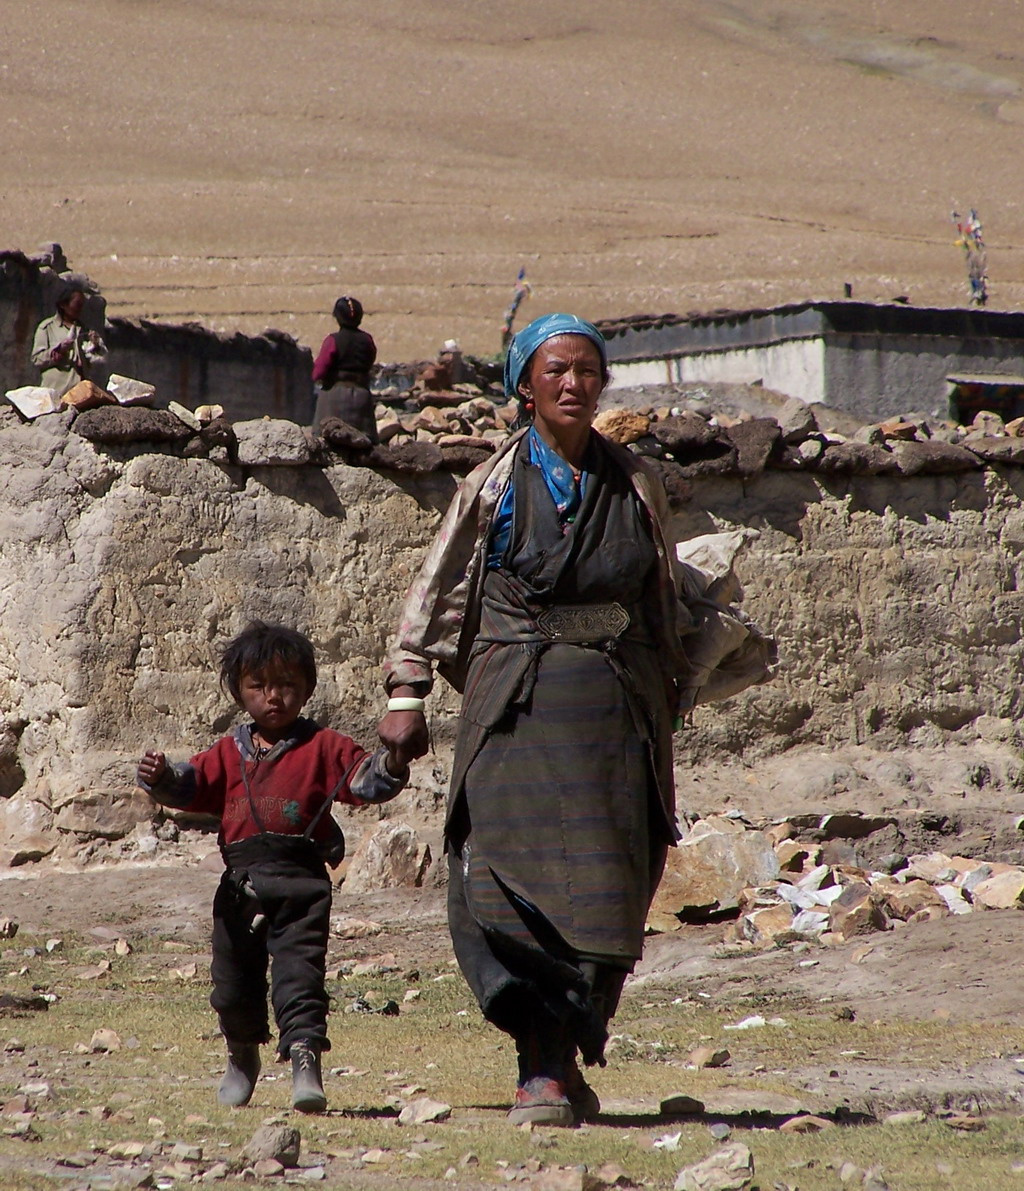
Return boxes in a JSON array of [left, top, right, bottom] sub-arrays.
[[608, 338, 826, 403]]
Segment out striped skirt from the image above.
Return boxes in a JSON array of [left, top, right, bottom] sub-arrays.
[[460, 642, 655, 964]]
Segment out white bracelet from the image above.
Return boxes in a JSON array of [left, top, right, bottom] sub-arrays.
[[387, 696, 426, 712]]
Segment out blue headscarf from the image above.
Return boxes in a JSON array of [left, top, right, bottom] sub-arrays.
[[503, 312, 607, 398]]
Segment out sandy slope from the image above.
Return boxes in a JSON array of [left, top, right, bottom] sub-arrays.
[[3, 0, 1024, 360]]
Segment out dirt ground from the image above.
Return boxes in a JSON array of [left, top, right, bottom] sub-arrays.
[[3, 851, 1023, 1124], [4, 1, 1024, 360]]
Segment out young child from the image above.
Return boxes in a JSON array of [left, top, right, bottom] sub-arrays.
[[137, 621, 411, 1113]]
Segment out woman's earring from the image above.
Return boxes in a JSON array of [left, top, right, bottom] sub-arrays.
[[525, 400, 534, 412]]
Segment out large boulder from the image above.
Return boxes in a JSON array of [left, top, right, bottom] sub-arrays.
[[648, 818, 780, 927], [343, 822, 432, 893], [54, 790, 157, 841]]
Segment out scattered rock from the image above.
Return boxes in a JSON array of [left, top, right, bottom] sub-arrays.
[[722, 417, 781, 476], [252, 1157, 284, 1176], [877, 418, 919, 441], [796, 437, 824, 463], [234, 418, 313, 466], [660, 1093, 705, 1116], [674, 1141, 754, 1190], [828, 883, 888, 939], [62, 380, 116, 411], [742, 901, 798, 946], [242, 1124, 300, 1167], [777, 398, 818, 443], [874, 878, 949, 922], [972, 410, 1005, 436], [89, 1028, 121, 1052], [397, 1097, 451, 1125], [779, 1114, 833, 1133], [883, 1109, 926, 1125], [168, 401, 202, 432], [943, 1114, 986, 1131], [971, 870, 1024, 909], [331, 916, 384, 939], [74, 961, 112, 981], [688, 1046, 730, 1069], [648, 819, 780, 924], [5, 386, 59, 420]]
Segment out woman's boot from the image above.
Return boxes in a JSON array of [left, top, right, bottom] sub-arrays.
[[290, 1039, 327, 1113], [507, 1022, 573, 1127], [218, 1039, 261, 1107]]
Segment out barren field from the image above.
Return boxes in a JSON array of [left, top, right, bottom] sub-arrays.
[[5, 1, 1024, 359]]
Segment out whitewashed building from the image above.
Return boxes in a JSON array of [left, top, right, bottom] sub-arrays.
[[599, 301, 1024, 421]]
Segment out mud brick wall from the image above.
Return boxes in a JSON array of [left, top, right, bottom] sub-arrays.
[[2, 406, 1024, 860]]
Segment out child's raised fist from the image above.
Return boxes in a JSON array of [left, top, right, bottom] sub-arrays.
[[137, 750, 167, 786]]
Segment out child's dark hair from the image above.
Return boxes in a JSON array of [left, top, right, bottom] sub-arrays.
[[219, 621, 317, 702]]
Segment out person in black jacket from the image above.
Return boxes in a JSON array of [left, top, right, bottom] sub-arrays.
[[311, 296, 378, 441]]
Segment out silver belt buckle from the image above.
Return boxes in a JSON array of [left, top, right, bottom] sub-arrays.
[[536, 602, 631, 644]]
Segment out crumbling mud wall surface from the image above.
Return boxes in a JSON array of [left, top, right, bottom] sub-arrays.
[[2, 405, 1024, 866]]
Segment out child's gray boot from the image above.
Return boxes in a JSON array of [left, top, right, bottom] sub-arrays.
[[218, 1039, 261, 1107], [290, 1039, 327, 1113]]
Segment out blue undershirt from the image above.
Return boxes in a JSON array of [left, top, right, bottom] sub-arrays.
[[487, 426, 590, 570]]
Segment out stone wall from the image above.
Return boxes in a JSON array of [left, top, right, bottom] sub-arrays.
[[102, 319, 315, 423], [3, 403, 1024, 865], [1, 248, 313, 422]]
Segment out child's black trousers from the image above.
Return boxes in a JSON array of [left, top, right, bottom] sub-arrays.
[[210, 835, 333, 1058]]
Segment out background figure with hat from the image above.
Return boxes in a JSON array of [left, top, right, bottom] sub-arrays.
[[311, 295, 378, 442], [31, 284, 108, 398]]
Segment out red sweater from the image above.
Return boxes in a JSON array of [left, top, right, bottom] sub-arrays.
[[167, 723, 370, 847]]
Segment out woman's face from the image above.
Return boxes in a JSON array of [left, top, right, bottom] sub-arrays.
[[520, 335, 605, 439]]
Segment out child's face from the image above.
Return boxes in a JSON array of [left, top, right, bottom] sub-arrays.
[[238, 660, 311, 740]]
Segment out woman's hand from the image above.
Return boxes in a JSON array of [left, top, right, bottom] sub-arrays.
[[379, 685, 431, 768], [378, 711, 430, 770]]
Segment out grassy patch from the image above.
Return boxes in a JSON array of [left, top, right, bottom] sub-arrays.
[[1, 928, 1024, 1189]]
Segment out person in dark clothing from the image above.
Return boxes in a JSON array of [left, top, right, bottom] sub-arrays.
[[311, 295, 378, 441], [379, 314, 700, 1127], [137, 622, 411, 1112]]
